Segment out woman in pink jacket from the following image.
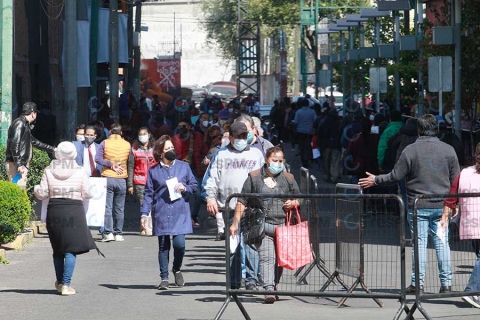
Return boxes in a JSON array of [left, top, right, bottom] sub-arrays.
[[442, 142, 480, 309], [34, 141, 99, 296]]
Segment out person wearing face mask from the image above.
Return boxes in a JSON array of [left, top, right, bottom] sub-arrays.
[[218, 109, 230, 127], [75, 124, 86, 142], [140, 135, 198, 290], [230, 146, 301, 303], [73, 125, 103, 177], [172, 119, 209, 228], [202, 121, 264, 291], [235, 114, 274, 157], [5, 102, 56, 190], [127, 127, 157, 236], [194, 112, 211, 135]]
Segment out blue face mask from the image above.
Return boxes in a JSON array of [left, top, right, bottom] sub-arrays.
[[268, 162, 284, 175], [233, 139, 248, 151], [246, 132, 254, 144], [208, 109, 214, 114]]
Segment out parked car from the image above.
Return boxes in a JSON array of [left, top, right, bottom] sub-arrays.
[[207, 81, 237, 100]]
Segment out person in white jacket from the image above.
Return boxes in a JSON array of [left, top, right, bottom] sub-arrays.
[[34, 141, 99, 296]]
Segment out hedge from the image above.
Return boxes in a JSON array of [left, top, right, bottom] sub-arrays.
[[0, 181, 31, 244]]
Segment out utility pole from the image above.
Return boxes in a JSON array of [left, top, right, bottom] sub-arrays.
[[65, 0, 77, 140], [453, 0, 461, 139], [0, 0, 14, 146], [109, 0, 119, 121], [133, 0, 142, 100], [89, 0, 99, 99]]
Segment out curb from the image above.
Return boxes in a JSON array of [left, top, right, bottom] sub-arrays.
[[0, 248, 6, 261], [0, 221, 47, 255]]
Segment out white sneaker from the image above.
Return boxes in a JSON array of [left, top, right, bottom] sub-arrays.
[[114, 234, 124, 242], [61, 285, 76, 296], [101, 233, 115, 242], [462, 295, 480, 308]]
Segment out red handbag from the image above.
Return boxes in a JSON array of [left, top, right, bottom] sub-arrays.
[[275, 207, 313, 270]]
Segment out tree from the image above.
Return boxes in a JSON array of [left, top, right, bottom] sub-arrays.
[[200, 0, 299, 60]]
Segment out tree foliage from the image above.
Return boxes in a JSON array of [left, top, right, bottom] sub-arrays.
[[200, 0, 299, 59]]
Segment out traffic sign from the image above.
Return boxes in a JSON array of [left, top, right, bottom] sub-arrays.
[[369, 67, 387, 94], [428, 56, 452, 93]]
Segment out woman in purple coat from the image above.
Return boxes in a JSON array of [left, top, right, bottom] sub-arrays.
[[140, 135, 198, 290]]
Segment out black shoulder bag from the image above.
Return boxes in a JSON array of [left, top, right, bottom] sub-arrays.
[[242, 206, 266, 245]]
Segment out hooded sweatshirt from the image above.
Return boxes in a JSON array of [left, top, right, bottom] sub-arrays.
[[34, 159, 94, 201]]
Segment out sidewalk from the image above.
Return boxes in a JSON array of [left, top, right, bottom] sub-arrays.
[[0, 145, 479, 319]]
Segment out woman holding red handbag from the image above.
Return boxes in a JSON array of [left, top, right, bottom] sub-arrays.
[[230, 146, 301, 304]]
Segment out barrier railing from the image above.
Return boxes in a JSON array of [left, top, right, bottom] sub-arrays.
[[408, 193, 480, 319], [214, 192, 408, 320]]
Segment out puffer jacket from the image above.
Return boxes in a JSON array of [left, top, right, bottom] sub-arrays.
[[6, 115, 55, 167]]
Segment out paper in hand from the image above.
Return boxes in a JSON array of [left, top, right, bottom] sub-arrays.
[[229, 234, 240, 253], [436, 221, 447, 245], [166, 177, 182, 201]]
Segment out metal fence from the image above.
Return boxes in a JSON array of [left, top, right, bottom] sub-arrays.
[[214, 190, 408, 320], [408, 193, 480, 319]]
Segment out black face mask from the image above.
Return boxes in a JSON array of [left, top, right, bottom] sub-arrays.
[[164, 149, 176, 161], [178, 126, 189, 136]]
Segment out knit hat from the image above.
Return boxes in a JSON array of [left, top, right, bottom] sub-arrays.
[[218, 109, 230, 119], [55, 141, 77, 160]]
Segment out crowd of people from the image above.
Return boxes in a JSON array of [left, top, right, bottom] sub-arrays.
[[4, 96, 480, 309]]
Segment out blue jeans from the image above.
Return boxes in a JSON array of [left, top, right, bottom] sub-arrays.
[[465, 239, 480, 292], [189, 176, 203, 221], [104, 178, 126, 235], [408, 208, 452, 287], [158, 235, 185, 280], [53, 253, 76, 286]]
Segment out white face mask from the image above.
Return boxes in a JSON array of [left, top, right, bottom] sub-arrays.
[[76, 135, 85, 142], [202, 120, 209, 127], [138, 134, 149, 144], [219, 119, 227, 126]]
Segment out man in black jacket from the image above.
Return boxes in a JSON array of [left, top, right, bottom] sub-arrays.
[[5, 102, 56, 189]]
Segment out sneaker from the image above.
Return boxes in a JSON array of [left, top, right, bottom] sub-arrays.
[[462, 295, 480, 308], [158, 280, 169, 290], [192, 219, 200, 229], [406, 285, 423, 294], [439, 285, 452, 293], [61, 285, 76, 296], [114, 234, 124, 242], [264, 288, 276, 304], [215, 232, 225, 241], [54, 281, 62, 293], [140, 230, 147, 236], [246, 283, 257, 291], [173, 270, 185, 287], [101, 233, 115, 242]]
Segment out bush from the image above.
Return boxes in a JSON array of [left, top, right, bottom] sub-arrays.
[[0, 181, 31, 244], [0, 146, 52, 219]]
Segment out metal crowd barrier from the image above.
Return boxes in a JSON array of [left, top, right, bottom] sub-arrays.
[[407, 193, 480, 319], [214, 192, 408, 320]]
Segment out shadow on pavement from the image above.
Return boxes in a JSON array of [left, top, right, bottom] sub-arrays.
[[0, 289, 58, 295]]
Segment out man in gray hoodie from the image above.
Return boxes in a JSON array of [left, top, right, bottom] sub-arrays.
[[359, 114, 460, 294]]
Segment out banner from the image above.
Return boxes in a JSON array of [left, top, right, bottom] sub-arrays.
[[140, 57, 181, 100], [41, 177, 107, 227], [97, 9, 128, 64]]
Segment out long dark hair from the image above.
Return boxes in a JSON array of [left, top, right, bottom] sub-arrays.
[[132, 127, 155, 149]]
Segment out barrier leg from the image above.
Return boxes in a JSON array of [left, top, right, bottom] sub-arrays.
[[337, 277, 361, 307], [293, 265, 306, 277], [360, 280, 383, 308], [232, 293, 252, 320], [214, 294, 231, 320]]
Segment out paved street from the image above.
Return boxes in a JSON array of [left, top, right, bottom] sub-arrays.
[[1, 149, 480, 319]]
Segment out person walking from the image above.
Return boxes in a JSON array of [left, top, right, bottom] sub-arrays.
[[127, 127, 157, 236], [5, 102, 56, 190], [359, 114, 460, 294], [230, 146, 301, 303], [319, 109, 342, 183], [202, 121, 264, 290], [140, 135, 198, 290], [95, 123, 131, 242], [442, 142, 480, 308], [34, 141, 100, 296], [292, 98, 317, 168]]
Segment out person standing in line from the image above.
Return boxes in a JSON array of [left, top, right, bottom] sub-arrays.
[[171, 118, 208, 229], [292, 98, 316, 168], [34, 141, 100, 296], [442, 142, 480, 308], [202, 121, 264, 290], [140, 135, 198, 290], [230, 147, 301, 303], [127, 127, 157, 236], [359, 114, 459, 294], [5, 102, 56, 190], [95, 123, 131, 242]]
